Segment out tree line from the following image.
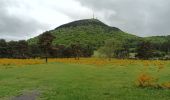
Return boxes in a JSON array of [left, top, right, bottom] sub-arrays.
[[0, 32, 170, 60], [0, 32, 93, 60], [98, 39, 170, 60]]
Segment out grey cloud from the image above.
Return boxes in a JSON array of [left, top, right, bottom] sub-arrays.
[[76, 0, 170, 36], [1, 0, 170, 40], [0, 0, 48, 40]]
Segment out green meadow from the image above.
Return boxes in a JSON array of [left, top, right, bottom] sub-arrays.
[[0, 61, 170, 100]]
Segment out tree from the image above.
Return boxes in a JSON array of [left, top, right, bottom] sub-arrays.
[[8, 41, 19, 58], [63, 47, 73, 58], [162, 39, 170, 54], [54, 45, 65, 58], [71, 41, 81, 60], [29, 44, 42, 58], [0, 39, 8, 58], [136, 41, 154, 60], [114, 39, 131, 59], [81, 44, 94, 57], [17, 40, 29, 58], [38, 31, 55, 63], [98, 39, 122, 61]]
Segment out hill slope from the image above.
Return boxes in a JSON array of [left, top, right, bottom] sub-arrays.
[[144, 35, 170, 44], [28, 19, 140, 48]]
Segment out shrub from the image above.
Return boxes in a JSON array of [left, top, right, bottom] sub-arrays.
[[136, 73, 158, 88], [161, 82, 170, 89]]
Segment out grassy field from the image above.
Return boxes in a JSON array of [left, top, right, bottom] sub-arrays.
[[0, 58, 170, 100]]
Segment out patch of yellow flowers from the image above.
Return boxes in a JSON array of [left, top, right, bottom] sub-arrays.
[[0, 59, 44, 66], [49, 58, 136, 66], [0, 58, 169, 68], [49, 58, 169, 68]]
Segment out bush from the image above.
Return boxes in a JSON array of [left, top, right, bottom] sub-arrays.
[[136, 73, 158, 88], [161, 82, 170, 89]]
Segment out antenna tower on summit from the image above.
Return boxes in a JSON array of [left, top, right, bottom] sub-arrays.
[[93, 11, 95, 19]]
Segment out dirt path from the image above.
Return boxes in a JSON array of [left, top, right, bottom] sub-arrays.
[[11, 91, 40, 100]]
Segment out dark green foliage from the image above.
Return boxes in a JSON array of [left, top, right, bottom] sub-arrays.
[[144, 35, 170, 44], [144, 36, 170, 55], [71, 41, 81, 60], [38, 31, 56, 62], [115, 40, 130, 59], [56, 19, 120, 31], [28, 19, 139, 50], [27, 19, 139, 59], [17, 40, 29, 58], [7, 41, 19, 58], [152, 51, 166, 58], [6, 40, 29, 58], [29, 44, 42, 58], [0, 39, 8, 58], [0, 19, 170, 59], [136, 41, 154, 59]]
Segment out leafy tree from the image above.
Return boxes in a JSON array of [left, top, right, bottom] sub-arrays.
[[29, 44, 42, 58], [54, 45, 65, 58], [162, 39, 170, 54], [8, 41, 19, 58], [98, 39, 122, 61], [115, 40, 130, 59], [71, 41, 81, 60], [17, 40, 29, 58], [82, 44, 94, 57], [63, 47, 73, 58], [136, 41, 154, 60], [38, 31, 55, 63], [0, 39, 8, 58]]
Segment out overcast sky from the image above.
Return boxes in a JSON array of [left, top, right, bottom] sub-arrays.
[[0, 0, 170, 40]]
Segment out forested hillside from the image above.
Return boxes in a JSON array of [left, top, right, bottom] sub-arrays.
[[0, 19, 170, 59], [28, 19, 140, 49]]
